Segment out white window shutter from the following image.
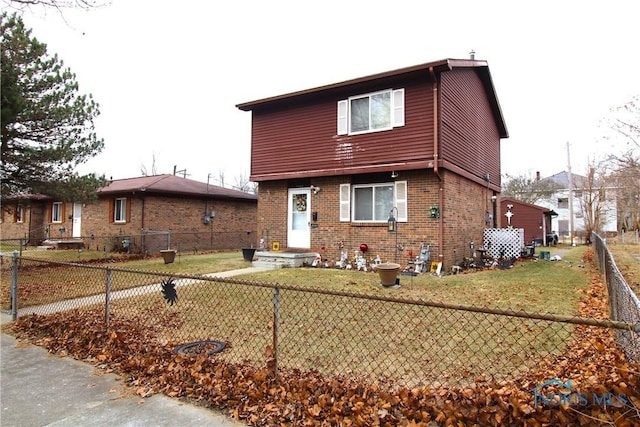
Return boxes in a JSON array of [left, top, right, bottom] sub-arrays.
[[392, 89, 405, 127], [395, 180, 407, 221], [339, 183, 351, 221], [337, 100, 348, 135]]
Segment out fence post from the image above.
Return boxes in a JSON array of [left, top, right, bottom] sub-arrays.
[[272, 287, 280, 378], [105, 267, 112, 329], [11, 250, 18, 321]]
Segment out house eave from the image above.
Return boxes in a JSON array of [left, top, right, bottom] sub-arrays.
[[250, 160, 433, 182]]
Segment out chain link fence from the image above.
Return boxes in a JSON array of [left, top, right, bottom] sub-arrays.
[[1, 229, 257, 262], [592, 232, 640, 362], [3, 253, 639, 389]]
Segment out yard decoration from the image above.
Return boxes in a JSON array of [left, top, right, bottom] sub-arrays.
[[241, 247, 257, 262], [377, 262, 401, 287], [161, 277, 178, 306], [159, 249, 177, 264]]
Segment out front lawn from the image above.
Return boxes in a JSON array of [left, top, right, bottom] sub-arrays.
[[233, 245, 591, 315]]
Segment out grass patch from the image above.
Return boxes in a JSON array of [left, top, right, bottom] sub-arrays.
[[608, 244, 640, 295], [233, 246, 591, 315], [0, 251, 250, 310], [4, 245, 594, 386], [108, 275, 574, 387], [109, 251, 250, 275]]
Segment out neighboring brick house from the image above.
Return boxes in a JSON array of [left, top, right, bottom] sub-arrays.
[[499, 197, 557, 246], [0, 194, 51, 244], [1, 175, 258, 254], [237, 57, 508, 268]]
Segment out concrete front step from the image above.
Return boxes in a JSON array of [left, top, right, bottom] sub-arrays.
[[252, 251, 318, 269]]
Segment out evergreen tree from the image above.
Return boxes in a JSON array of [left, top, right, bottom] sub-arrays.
[[1, 12, 106, 201]]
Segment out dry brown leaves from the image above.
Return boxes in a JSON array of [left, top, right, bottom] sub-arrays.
[[6, 250, 640, 426]]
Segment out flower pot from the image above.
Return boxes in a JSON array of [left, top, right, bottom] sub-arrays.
[[377, 263, 401, 287], [160, 249, 177, 264], [242, 247, 257, 262]]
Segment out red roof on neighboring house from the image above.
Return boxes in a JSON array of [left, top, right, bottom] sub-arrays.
[[97, 175, 257, 201]]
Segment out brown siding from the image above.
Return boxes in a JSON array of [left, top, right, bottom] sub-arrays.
[[500, 200, 551, 244], [250, 80, 435, 180], [440, 69, 502, 188]]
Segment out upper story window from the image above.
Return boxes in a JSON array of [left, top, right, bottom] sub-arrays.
[[557, 198, 568, 209], [51, 202, 63, 223], [340, 181, 407, 223], [114, 198, 127, 223], [337, 89, 405, 135], [598, 189, 606, 200]]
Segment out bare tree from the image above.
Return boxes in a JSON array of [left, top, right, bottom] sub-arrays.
[[2, 0, 110, 11], [611, 154, 640, 231], [217, 169, 225, 188], [501, 171, 562, 204], [140, 152, 159, 176], [577, 160, 612, 241], [600, 96, 640, 231], [232, 171, 257, 194]]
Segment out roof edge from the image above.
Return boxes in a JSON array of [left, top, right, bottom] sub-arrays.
[[236, 58, 483, 111]]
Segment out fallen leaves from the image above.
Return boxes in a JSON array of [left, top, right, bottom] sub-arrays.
[[5, 262, 640, 426]]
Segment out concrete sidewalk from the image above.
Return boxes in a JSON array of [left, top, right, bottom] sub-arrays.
[[0, 267, 266, 427], [0, 332, 246, 427]]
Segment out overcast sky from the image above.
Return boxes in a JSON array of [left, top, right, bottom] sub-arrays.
[[8, 0, 640, 186]]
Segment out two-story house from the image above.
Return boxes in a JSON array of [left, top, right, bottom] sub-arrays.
[[537, 171, 618, 242], [237, 58, 508, 268]]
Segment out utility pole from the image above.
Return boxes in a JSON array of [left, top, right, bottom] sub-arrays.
[[567, 142, 575, 245]]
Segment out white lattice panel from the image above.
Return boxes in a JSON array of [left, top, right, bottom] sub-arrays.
[[483, 228, 524, 259]]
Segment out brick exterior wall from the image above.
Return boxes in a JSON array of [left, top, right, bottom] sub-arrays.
[[1, 200, 57, 244], [81, 194, 257, 254], [256, 169, 499, 269], [1, 195, 257, 255]]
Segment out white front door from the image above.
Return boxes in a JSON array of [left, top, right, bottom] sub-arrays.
[[287, 188, 311, 249], [72, 203, 82, 238]]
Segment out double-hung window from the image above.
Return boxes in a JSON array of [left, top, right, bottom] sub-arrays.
[[340, 181, 407, 223], [114, 198, 127, 223], [51, 202, 63, 223], [353, 184, 395, 221], [337, 89, 405, 135], [16, 205, 24, 223], [557, 198, 568, 209]]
